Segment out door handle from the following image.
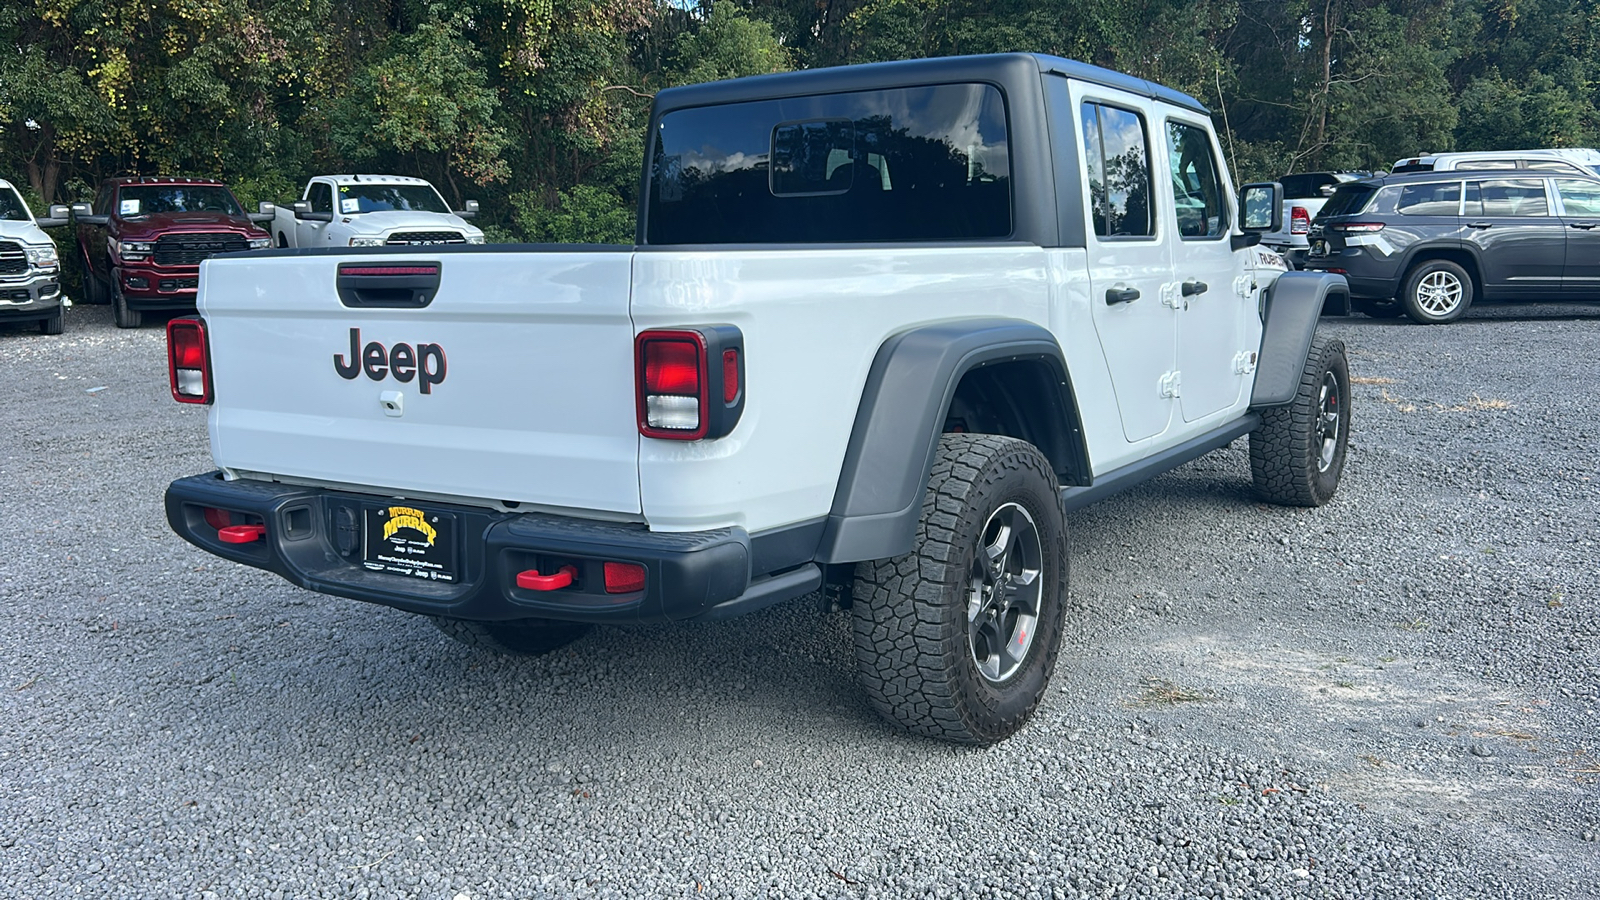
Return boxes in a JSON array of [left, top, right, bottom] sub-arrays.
[[1181, 279, 1209, 297], [1569, 222, 1598, 230], [1105, 285, 1141, 305], [1467, 222, 1492, 229]]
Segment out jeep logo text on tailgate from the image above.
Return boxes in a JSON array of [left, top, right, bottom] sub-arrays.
[[334, 328, 447, 394]]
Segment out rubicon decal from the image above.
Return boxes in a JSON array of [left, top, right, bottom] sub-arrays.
[[333, 328, 447, 393]]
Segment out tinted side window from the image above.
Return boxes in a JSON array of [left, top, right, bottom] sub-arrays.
[[1468, 178, 1549, 217], [1081, 103, 1153, 238], [1280, 173, 1338, 199], [1553, 178, 1600, 216], [1468, 160, 1519, 170], [1166, 121, 1226, 238], [96, 184, 114, 216], [1396, 181, 1461, 216], [647, 83, 1010, 244], [1526, 160, 1585, 175], [309, 183, 333, 213]]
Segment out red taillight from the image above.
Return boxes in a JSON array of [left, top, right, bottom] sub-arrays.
[[1290, 206, 1311, 234], [604, 562, 647, 594], [167, 318, 213, 404], [643, 338, 702, 395], [636, 330, 709, 440], [722, 349, 740, 403], [1331, 222, 1385, 234]]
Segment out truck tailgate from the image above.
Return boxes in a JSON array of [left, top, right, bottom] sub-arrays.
[[198, 250, 641, 515]]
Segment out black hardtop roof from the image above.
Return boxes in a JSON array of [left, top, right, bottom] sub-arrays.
[[651, 53, 1208, 116]]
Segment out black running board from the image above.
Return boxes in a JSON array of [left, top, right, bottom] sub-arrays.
[[1059, 414, 1261, 513]]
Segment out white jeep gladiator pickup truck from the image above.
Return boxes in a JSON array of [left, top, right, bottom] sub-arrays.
[[166, 54, 1351, 744], [269, 174, 484, 249]]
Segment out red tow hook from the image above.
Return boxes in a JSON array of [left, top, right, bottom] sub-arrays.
[[516, 565, 578, 591], [218, 524, 266, 544]]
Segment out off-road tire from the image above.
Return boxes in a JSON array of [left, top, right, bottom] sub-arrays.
[[1351, 296, 1404, 319], [430, 616, 592, 656], [1249, 336, 1351, 507], [1400, 259, 1473, 324], [39, 309, 64, 335], [851, 434, 1068, 745], [111, 283, 142, 329]]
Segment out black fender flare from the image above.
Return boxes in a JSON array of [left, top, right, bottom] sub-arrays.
[[1251, 271, 1347, 407], [815, 318, 1089, 564]]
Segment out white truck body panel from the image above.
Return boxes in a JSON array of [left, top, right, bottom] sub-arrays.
[[631, 245, 1052, 532], [199, 250, 642, 515]]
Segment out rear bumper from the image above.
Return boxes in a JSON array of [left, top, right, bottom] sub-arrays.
[[165, 472, 820, 624]]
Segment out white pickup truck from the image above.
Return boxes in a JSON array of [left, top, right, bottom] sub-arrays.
[[0, 179, 69, 334], [166, 54, 1352, 744], [269, 175, 484, 249]]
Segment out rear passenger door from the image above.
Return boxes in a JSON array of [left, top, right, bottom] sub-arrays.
[[1077, 90, 1176, 443], [1164, 114, 1247, 423], [1461, 177, 1565, 299], [1552, 177, 1600, 298]]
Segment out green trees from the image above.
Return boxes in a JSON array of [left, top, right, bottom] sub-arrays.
[[2, 0, 1597, 235]]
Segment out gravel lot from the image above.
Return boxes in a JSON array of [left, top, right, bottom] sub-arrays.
[[3, 301, 1597, 900]]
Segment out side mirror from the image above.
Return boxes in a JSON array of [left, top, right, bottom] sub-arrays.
[[455, 199, 479, 219], [70, 202, 109, 226], [1239, 182, 1283, 233], [36, 204, 72, 227], [248, 201, 276, 224], [292, 200, 333, 223]]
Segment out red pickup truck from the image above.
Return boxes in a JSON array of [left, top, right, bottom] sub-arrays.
[[72, 177, 273, 328]]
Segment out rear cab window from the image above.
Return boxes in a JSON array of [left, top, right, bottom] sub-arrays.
[[1553, 178, 1600, 216], [646, 83, 1011, 244]]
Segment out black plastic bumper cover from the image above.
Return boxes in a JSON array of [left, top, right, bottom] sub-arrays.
[[165, 472, 770, 624]]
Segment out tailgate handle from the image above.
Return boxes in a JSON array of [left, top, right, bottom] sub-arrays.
[[516, 565, 577, 591], [336, 263, 441, 309]]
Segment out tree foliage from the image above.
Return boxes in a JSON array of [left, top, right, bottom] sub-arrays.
[[3, 0, 1598, 236]]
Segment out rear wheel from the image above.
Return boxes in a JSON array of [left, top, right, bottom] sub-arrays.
[[111, 283, 142, 329], [1250, 336, 1351, 507], [430, 616, 592, 656], [82, 269, 108, 305], [1401, 259, 1473, 324], [851, 434, 1068, 745]]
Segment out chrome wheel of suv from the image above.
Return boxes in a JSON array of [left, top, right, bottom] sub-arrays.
[[1401, 259, 1474, 324], [1415, 271, 1463, 315]]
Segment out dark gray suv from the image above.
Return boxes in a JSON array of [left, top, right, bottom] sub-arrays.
[[1303, 169, 1600, 323]]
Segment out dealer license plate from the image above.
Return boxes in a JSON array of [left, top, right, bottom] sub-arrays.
[[363, 504, 457, 583]]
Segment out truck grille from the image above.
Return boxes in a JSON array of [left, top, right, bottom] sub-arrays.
[[0, 241, 26, 276], [153, 233, 248, 266], [385, 231, 466, 246]]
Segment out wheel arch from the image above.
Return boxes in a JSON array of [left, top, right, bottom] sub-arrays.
[[815, 318, 1089, 564], [1251, 271, 1346, 408], [1399, 245, 1483, 298]]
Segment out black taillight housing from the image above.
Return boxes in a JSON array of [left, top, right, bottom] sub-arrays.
[[635, 325, 744, 440], [167, 317, 213, 404]]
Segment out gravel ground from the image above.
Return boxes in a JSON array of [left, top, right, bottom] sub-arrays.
[[2, 301, 1597, 899]]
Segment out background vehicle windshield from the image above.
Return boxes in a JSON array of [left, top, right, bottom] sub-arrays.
[[118, 185, 242, 217], [1280, 173, 1343, 199], [0, 187, 31, 221], [337, 184, 450, 214]]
